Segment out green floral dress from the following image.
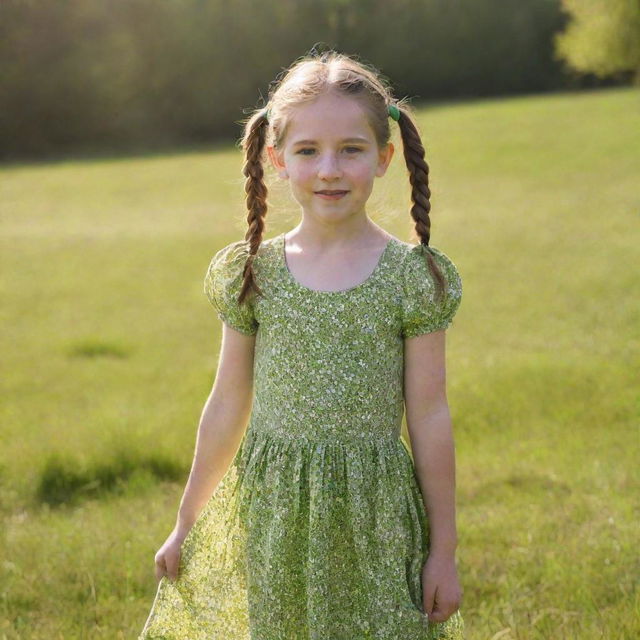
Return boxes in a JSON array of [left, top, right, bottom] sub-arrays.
[[139, 231, 465, 639]]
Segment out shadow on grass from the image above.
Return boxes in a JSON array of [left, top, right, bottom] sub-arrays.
[[67, 339, 132, 359], [461, 472, 572, 506], [36, 448, 184, 507]]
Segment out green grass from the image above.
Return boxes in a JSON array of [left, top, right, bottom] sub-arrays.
[[1, 86, 638, 638]]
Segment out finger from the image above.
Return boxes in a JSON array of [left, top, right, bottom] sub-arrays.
[[430, 598, 458, 622], [166, 554, 181, 582], [422, 583, 436, 617], [428, 604, 447, 622], [155, 557, 167, 582], [428, 598, 446, 622]]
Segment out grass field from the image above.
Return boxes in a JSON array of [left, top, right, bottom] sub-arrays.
[[1, 86, 638, 639]]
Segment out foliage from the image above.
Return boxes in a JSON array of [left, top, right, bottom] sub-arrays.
[[555, 0, 640, 83], [0, 0, 586, 158]]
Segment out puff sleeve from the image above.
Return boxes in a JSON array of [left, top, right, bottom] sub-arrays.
[[203, 240, 259, 335], [401, 244, 463, 338]]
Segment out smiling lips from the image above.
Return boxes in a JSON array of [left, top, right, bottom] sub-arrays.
[[315, 190, 348, 201], [316, 189, 349, 200]]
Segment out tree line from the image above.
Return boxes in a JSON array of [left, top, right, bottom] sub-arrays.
[[0, 0, 635, 160]]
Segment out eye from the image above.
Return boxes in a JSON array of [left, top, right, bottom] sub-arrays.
[[295, 147, 363, 156]]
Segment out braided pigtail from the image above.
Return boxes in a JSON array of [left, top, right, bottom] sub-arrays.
[[237, 107, 270, 305], [394, 106, 446, 302]]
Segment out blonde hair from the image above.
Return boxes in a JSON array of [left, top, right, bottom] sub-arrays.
[[236, 48, 445, 304]]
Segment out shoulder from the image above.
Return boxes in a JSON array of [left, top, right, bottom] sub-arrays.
[[203, 234, 279, 302], [204, 237, 272, 336], [394, 238, 456, 265], [206, 237, 273, 279], [396, 241, 463, 337], [399, 242, 462, 291], [208, 238, 253, 269]]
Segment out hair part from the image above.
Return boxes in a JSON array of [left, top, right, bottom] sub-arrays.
[[235, 47, 446, 306]]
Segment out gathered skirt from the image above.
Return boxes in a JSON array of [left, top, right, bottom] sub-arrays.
[[138, 426, 465, 639]]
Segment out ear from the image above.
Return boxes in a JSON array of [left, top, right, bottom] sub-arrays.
[[375, 142, 394, 177], [267, 145, 289, 179]]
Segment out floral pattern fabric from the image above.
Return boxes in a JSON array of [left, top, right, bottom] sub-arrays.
[[139, 231, 464, 639]]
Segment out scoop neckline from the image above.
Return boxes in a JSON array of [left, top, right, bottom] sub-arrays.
[[277, 231, 395, 295]]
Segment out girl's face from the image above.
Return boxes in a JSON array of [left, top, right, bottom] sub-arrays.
[[267, 93, 394, 225]]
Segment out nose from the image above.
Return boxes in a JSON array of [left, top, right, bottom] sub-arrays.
[[317, 152, 343, 180]]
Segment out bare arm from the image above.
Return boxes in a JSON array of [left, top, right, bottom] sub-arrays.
[[403, 329, 458, 557], [175, 322, 256, 535]]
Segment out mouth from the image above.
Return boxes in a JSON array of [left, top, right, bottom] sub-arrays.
[[315, 190, 349, 198]]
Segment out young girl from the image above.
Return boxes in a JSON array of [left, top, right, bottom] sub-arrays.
[[139, 48, 465, 640]]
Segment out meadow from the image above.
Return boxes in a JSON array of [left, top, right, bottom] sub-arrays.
[[1, 86, 638, 639]]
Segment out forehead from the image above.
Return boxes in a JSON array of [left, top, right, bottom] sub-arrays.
[[285, 94, 375, 145]]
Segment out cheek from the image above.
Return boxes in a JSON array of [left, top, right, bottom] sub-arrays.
[[349, 163, 376, 184], [289, 166, 315, 184]]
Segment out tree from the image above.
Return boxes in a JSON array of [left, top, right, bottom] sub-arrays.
[[554, 0, 640, 84]]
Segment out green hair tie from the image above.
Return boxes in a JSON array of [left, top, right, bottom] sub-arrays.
[[264, 106, 270, 122]]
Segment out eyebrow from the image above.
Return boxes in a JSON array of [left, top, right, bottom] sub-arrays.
[[292, 137, 371, 146]]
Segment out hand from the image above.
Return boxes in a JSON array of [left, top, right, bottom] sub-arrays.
[[154, 524, 192, 583], [421, 552, 463, 623]]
